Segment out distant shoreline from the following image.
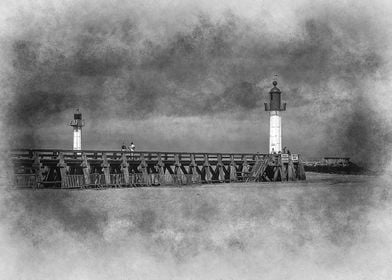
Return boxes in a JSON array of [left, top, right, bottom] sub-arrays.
[[304, 161, 368, 175]]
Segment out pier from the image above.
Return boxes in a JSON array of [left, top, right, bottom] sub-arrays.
[[10, 149, 306, 188], [8, 80, 308, 188]]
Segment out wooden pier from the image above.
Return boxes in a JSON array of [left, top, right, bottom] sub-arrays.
[[9, 149, 306, 189]]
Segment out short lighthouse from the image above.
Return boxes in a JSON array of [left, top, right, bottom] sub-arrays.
[[264, 81, 286, 153], [69, 108, 84, 150]]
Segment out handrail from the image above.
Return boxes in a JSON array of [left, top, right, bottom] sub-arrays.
[[9, 148, 268, 156]]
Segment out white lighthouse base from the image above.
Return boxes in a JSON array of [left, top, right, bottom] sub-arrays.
[[269, 111, 282, 153], [73, 128, 82, 150]]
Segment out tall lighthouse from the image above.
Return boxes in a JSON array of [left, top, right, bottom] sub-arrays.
[[264, 81, 286, 153], [69, 108, 84, 150]]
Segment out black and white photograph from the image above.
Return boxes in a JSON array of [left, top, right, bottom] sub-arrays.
[[0, 0, 392, 279]]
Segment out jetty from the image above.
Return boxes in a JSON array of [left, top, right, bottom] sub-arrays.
[[9, 80, 309, 188], [10, 149, 306, 188]]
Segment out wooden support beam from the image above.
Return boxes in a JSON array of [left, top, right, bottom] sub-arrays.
[[287, 157, 296, 181], [121, 153, 130, 185], [217, 154, 225, 182], [155, 153, 166, 185], [281, 164, 287, 181], [32, 152, 43, 188], [189, 154, 199, 183], [101, 153, 110, 185], [81, 153, 91, 186], [138, 154, 151, 186], [241, 155, 250, 181], [174, 154, 182, 175], [273, 166, 281, 181], [274, 155, 282, 182], [221, 165, 229, 180], [195, 166, 202, 175], [180, 166, 188, 175], [57, 152, 68, 188], [173, 154, 184, 185], [165, 165, 174, 175], [229, 155, 238, 182], [281, 154, 288, 182], [210, 166, 219, 181], [203, 154, 212, 183], [297, 155, 306, 180], [157, 153, 165, 175]]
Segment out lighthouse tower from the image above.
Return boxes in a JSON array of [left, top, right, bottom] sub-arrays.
[[69, 108, 85, 150], [264, 81, 286, 153]]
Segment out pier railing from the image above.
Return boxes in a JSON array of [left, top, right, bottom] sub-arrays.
[[10, 149, 265, 164]]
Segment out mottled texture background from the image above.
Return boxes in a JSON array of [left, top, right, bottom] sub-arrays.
[[1, 0, 392, 279], [1, 173, 392, 279]]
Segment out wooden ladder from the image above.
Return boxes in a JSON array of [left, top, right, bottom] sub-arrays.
[[246, 155, 271, 182]]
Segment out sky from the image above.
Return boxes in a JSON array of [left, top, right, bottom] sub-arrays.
[[1, 0, 392, 169]]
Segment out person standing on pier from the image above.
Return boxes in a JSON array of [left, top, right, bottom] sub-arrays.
[[129, 142, 135, 152], [129, 142, 136, 160], [121, 142, 127, 152]]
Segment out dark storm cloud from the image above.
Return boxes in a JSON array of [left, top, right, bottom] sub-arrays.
[[327, 96, 392, 168], [7, 7, 383, 121]]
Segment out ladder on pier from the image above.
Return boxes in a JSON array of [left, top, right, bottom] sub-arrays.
[[246, 156, 271, 182]]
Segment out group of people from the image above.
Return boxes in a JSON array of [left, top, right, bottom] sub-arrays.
[[121, 142, 136, 152], [271, 147, 291, 154]]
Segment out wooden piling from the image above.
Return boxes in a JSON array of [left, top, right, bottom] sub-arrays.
[[121, 153, 130, 185], [81, 153, 91, 186], [137, 154, 150, 186], [32, 152, 43, 188], [203, 154, 212, 183], [156, 153, 166, 185], [57, 152, 68, 188], [229, 155, 238, 182], [241, 156, 250, 181], [101, 153, 110, 186], [190, 154, 199, 183], [297, 155, 306, 180], [217, 154, 225, 182], [287, 156, 296, 181]]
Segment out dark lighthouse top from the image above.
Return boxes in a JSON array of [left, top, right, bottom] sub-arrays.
[[69, 108, 85, 128], [264, 81, 287, 111]]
